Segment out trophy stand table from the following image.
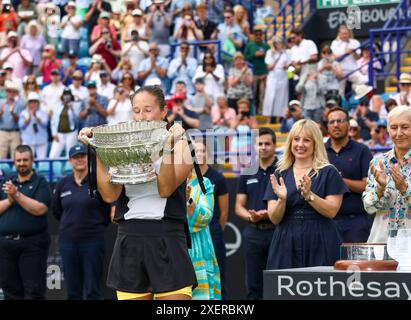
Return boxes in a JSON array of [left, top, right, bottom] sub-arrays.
[[263, 266, 411, 300]]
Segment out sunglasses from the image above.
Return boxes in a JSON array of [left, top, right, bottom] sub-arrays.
[[224, 16, 232, 19], [400, 83, 411, 86], [322, 51, 331, 54], [73, 77, 83, 81], [359, 101, 369, 106], [349, 127, 358, 131], [181, 46, 189, 50], [27, 81, 36, 84]]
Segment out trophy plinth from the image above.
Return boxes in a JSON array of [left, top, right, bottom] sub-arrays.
[[334, 243, 398, 271]]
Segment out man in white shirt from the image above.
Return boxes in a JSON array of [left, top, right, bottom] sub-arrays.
[[121, 29, 149, 76], [167, 43, 197, 95], [289, 28, 318, 77], [393, 73, 411, 107], [69, 70, 88, 102], [97, 70, 115, 100], [41, 69, 65, 119], [330, 25, 361, 96]]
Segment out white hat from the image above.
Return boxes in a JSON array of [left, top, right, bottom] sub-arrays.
[[132, 8, 143, 16], [46, 3, 56, 9], [27, 92, 40, 101], [7, 31, 18, 39], [349, 119, 359, 128], [354, 84, 373, 100], [5, 80, 20, 92], [288, 100, 301, 107], [2, 0, 11, 4], [3, 62, 14, 70], [399, 73, 411, 84], [145, 78, 162, 86], [66, 1, 76, 7]]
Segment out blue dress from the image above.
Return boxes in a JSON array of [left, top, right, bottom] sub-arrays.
[[263, 165, 349, 269]]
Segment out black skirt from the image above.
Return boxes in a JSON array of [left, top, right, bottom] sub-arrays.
[[106, 219, 197, 294]]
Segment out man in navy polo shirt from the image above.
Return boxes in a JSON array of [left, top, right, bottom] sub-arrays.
[[52, 144, 111, 300], [326, 107, 373, 243], [0, 145, 51, 300], [235, 128, 277, 300]]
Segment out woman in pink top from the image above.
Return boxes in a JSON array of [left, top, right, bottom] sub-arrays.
[[211, 96, 237, 131]]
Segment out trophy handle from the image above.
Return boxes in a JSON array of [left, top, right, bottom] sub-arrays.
[[80, 134, 96, 148]]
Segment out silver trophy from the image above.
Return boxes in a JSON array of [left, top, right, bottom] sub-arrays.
[[82, 120, 169, 184]]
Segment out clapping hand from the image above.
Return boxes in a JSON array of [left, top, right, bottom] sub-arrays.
[[370, 160, 387, 189], [299, 174, 312, 200], [270, 175, 287, 200], [370, 160, 387, 197], [2, 181, 18, 199], [389, 163, 408, 194]]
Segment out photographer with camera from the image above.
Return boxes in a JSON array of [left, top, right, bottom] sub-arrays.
[[121, 29, 149, 75], [0, 0, 19, 33], [280, 100, 304, 133], [60, 1, 83, 58], [317, 45, 343, 106], [89, 26, 121, 71], [38, 44, 62, 85], [173, 11, 203, 43], [18, 92, 48, 159], [0, 31, 32, 79], [147, 0, 172, 57], [49, 88, 81, 158], [229, 98, 258, 171], [125, 8, 149, 43], [87, 2, 113, 40], [106, 85, 132, 124]]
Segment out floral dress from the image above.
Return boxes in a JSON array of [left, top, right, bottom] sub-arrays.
[[187, 176, 221, 300], [363, 148, 411, 243]]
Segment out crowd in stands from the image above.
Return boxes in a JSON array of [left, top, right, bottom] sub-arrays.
[[0, 0, 408, 162]]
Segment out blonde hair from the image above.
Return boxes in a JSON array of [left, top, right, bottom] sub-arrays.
[[387, 105, 411, 127], [233, 5, 248, 28], [276, 119, 330, 173], [337, 25, 353, 40]]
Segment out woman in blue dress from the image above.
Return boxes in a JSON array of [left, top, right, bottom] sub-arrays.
[[264, 119, 349, 269]]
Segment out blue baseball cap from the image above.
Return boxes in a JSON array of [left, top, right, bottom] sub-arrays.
[[69, 144, 87, 158]]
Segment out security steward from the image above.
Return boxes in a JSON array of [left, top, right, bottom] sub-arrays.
[[326, 107, 373, 242], [0, 145, 52, 300], [52, 143, 111, 300], [235, 128, 277, 300]]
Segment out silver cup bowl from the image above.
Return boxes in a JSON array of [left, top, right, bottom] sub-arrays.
[[83, 120, 169, 184]]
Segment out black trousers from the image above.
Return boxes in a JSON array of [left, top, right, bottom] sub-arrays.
[[0, 232, 50, 300]]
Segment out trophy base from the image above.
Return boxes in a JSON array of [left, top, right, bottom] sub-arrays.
[[334, 260, 398, 271], [109, 164, 157, 185]]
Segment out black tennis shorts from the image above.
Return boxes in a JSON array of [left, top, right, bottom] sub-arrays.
[[106, 218, 197, 294]]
